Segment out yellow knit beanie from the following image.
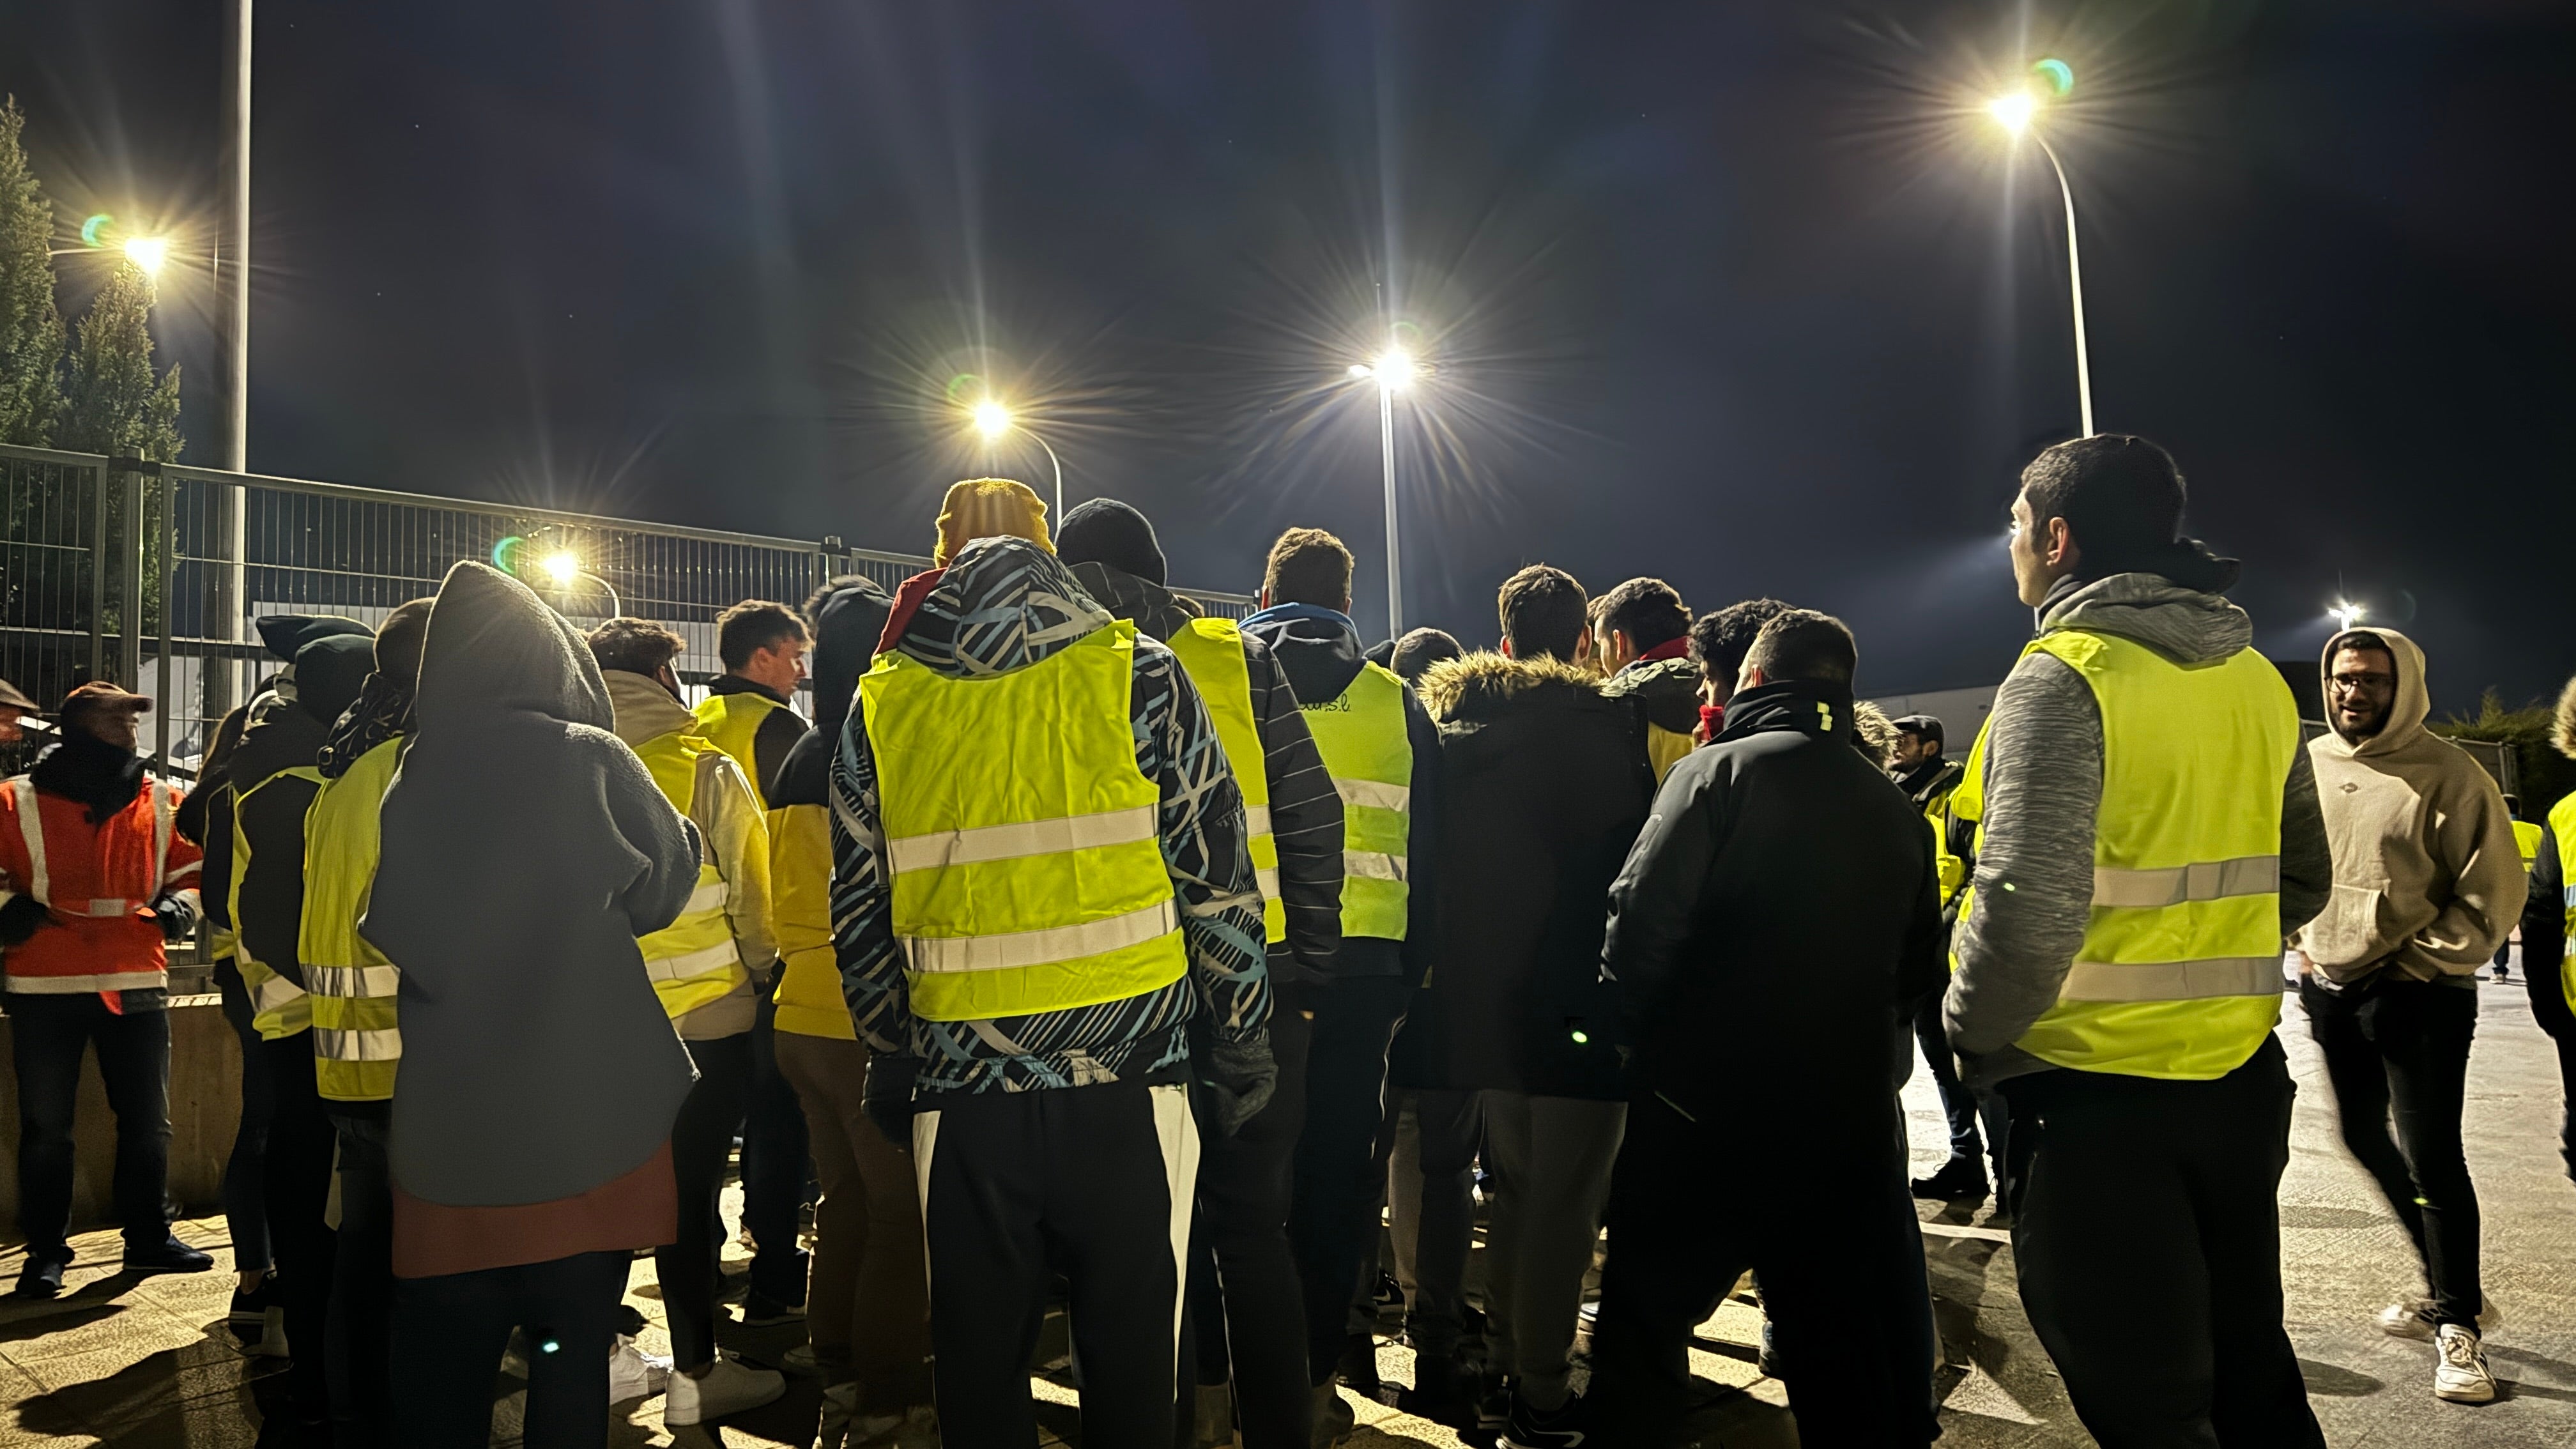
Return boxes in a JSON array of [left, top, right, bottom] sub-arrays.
[[933, 478, 1052, 566]]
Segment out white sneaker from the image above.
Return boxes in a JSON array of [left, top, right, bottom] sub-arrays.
[[2433, 1324, 2497, 1404], [2379, 1295, 2501, 1341], [665, 1353, 786, 1426], [608, 1335, 671, 1404]]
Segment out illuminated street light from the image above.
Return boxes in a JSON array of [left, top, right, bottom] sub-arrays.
[[1987, 59, 2095, 437], [2329, 599, 2368, 631], [537, 549, 622, 618], [1343, 344, 1425, 636], [965, 399, 1065, 523], [122, 236, 169, 276]]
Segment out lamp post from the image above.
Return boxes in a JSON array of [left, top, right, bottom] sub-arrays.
[[1988, 68, 2095, 438], [1346, 347, 1417, 638], [541, 551, 622, 618], [2329, 599, 2368, 632], [970, 401, 1064, 523]]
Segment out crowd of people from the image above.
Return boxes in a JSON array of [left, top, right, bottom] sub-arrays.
[[0, 429, 2569, 1449]]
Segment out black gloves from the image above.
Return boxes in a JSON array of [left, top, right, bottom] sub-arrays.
[[0, 894, 51, 949], [150, 892, 200, 944], [1202, 1031, 1278, 1137], [863, 1052, 921, 1148]]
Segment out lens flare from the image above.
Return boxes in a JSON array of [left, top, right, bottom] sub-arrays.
[[542, 551, 583, 586], [80, 214, 113, 248], [1986, 91, 2037, 135], [123, 236, 168, 275], [2032, 57, 2075, 97], [971, 401, 1013, 438]]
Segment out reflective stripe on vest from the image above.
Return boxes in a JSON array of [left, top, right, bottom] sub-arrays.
[[1954, 631, 2299, 1080], [632, 730, 750, 1020], [302, 737, 407, 1101], [2552, 793, 2576, 1018], [861, 620, 1188, 1022], [229, 767, 320, 1039], [1301, 662, 1412, 940], [693, 690, 789, 810], [1166, 618, 1284, 944]]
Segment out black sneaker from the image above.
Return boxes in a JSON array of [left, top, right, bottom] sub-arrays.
[[13, 1248, 71, 1299], [1397, 1354, 1479, 1430], [1475, 1374, 1513, 1431], [123, 1235, 215, 1276], [1908, 1156, 1990, 1203], [1499, 1392, 1592, 1448], [739, 1292, 807, 1328], [1335, 1332, 1383, 1397]]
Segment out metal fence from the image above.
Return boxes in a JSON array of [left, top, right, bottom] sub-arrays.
[[1, 443, 1254, 778]]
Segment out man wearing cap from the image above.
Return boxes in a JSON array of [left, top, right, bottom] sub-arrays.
[[0, 682, 217, 1297], [0, 677, 36, 744], [1887, 715, 2005, 1204]]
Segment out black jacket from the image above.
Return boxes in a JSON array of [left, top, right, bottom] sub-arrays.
[[1602, 679, 1947, 1122], [1409, 651, 1655, 1099], [1075, 563, 1346, 983], [770, 579, 894, 814], [1241, 606, 1441, 983]]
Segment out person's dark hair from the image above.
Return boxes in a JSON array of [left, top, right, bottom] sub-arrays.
[[2019, 434, 2237, 592], [715, 600, 808, 671], [802, 574, 880, 624], [1263, 528, 1355, 609], [2329, 629, 2394, 663], [1496, 564, 1588, 662], [373, 599, 434, 684], [1390, 627, 1464, 682], [1687, 597, 1793, 690], [1597, 577, 1690, 654], [1742, 609, 1857, 688], [586, 617, 687, 678]]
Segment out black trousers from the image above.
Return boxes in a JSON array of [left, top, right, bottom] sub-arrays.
[[1589, 1089, 1936, 1448], [659, 1032, 753, 1370], [215, 962, 275, 1275], [1911, 995, 2009, 1181], [2002, 1038, 2325, 1449], [391, 1249, 631, 1449], [327, 1108, 396, 1448], [261, 1032, 339, 1422], [1179, 1008, 1313, 1449], [2528, 961, 2576, 1178], [919, 1078, 1198, 1449], [740, 992, 813, 1306], [2300, 976, 2482, 1326], [1285, 974, 1410, 1384], [5, 992, 171, 1255]]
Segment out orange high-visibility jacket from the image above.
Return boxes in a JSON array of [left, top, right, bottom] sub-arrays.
[[0, 776, 201, 995]]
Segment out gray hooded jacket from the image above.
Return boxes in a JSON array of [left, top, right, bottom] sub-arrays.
[[1945, 572, 2332, 1086], [365, 562, 702, 1207]]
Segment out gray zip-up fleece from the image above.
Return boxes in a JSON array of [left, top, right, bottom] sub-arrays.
[[1945, 572, 2332, 1086]]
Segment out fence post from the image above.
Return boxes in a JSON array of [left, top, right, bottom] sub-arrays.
[[155, 464, 174, 769], [86, 459, 108, 684], [116, 459, 145, 689], [209, 477, 245, 721]]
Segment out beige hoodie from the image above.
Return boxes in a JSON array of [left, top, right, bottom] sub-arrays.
[[604, 669, 778, 1039], [2294, 627, 2525, 984]]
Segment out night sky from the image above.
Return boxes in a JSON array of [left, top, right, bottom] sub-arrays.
[[6, 1, 2570, 709]]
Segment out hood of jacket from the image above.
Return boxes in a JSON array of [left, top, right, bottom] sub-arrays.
[[254, 613, 369, 663], [1418, 650, 1606, 726], [1602, 654, 1703, 735], [1070, 559, 1196, 643], [413, 562, 613, 733], [2038, 570, 2253, 666], [602, 669, 698, 749], [2315, 626, 2433, 759], [1242, 603, 1366, 710], [896, 536, 1111, 678], [224, 700, 330, 793], [771, 578, 892, 811]]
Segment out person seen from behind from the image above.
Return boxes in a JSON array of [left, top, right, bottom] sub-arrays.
[[1945, 435, 2331, 1446], [2517, 675, 2576, 1184], [1684, 598, 1793, 744], [364, 562, 701, 1449], [832, 536, 1273, 1447], [1592, 577, 1700, 781], [2290, 626, 2522, 1402]]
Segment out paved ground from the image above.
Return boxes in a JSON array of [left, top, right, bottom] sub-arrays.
[[0, 975, 2567, 1446]]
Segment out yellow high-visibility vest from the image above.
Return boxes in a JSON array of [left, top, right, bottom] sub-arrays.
[[301, 738, 406, 1101], [693, 689, 792, 810], [632, 729, 751, 1020], [1954, 629, 2299, 1080], [2511, 818, 2543, 871], [1922, 778, 1968, 907], [228, 767, 319, 1041], [860, 620, 1188, 1022], [2550, 793, 2576, 1016], [768, 801, 854, 1039], [1303, 662, 1412, 942], [1165, 618, 1284, 944]]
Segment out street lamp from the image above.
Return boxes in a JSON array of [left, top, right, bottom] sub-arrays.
[[540, 549, 623, 618], [969, 400, 1065, 523], [121, 236, 169, 277], [1345, 346, 1418, 637], [1988, 61, 2094, 437], [2329, 599, 2368, 631]]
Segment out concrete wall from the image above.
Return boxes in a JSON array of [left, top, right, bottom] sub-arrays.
[[0, 995, 243, 1245]]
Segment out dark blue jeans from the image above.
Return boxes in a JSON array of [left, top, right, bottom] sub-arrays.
[[6, 992, 174, 1256], [392, 1249, 631, 1449], [740, 990, 812, 1305], [328, 1108, 396, 1447], [1286, 974, 1412, 1384], [215, 960, 274, 1275]]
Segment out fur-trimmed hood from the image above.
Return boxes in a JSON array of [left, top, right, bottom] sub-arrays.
[[1417, 650, 1607, 725]]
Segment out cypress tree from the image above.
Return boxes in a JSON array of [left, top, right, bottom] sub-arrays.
[[0, 96, 65, 446], [60, 259, 182, 461]]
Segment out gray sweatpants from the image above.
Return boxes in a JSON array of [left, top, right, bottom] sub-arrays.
[[1480, 1091, 1627, 1409]]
